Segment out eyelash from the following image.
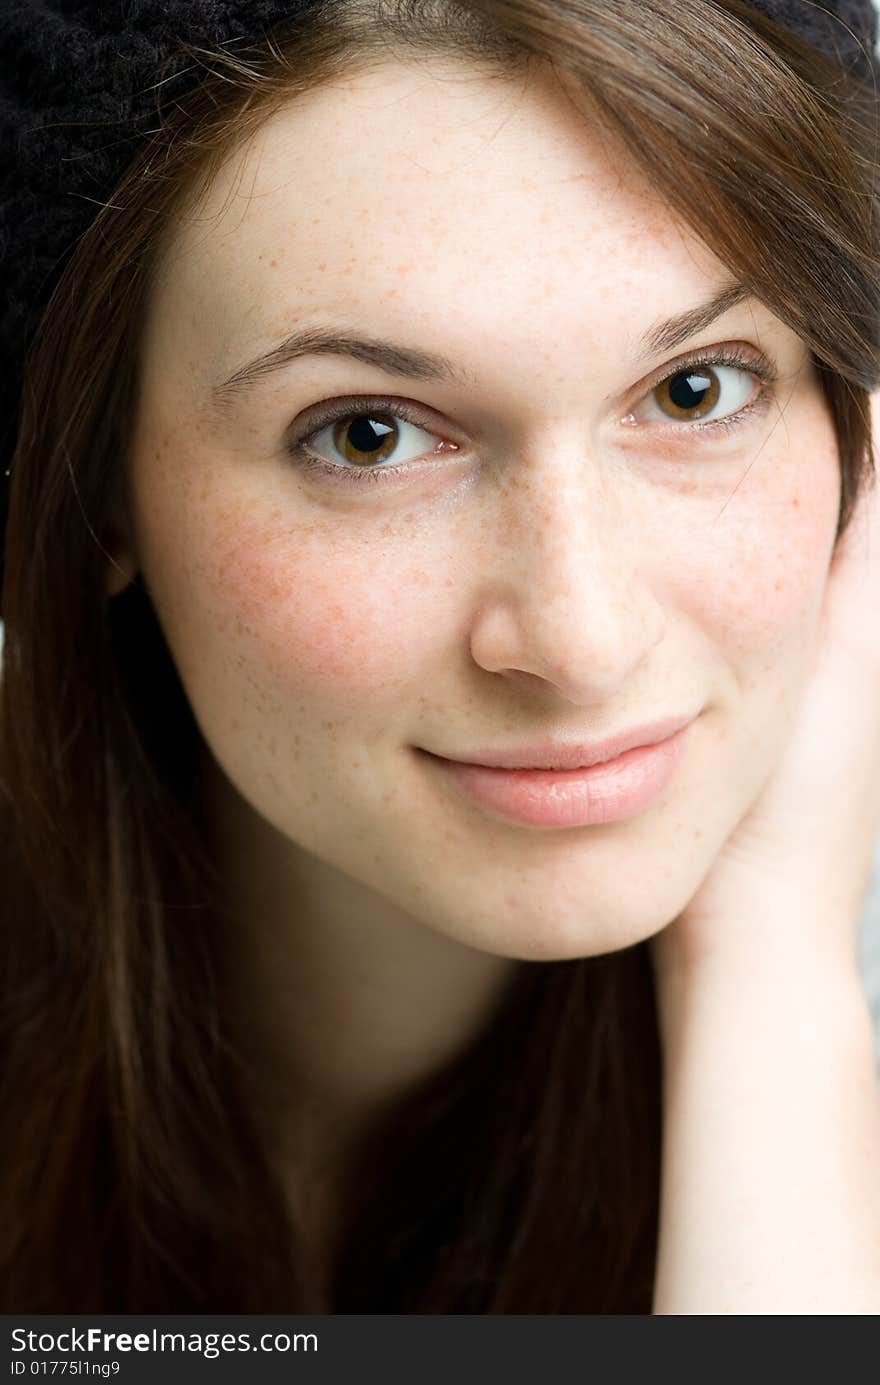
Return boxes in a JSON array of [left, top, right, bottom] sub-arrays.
[[285, 345, 778, 488]]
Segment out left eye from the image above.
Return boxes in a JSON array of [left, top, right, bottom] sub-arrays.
[[635, 363, 758, 426]]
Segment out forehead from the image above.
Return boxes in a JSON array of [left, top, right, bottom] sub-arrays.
[[144, 57, 728, 392]]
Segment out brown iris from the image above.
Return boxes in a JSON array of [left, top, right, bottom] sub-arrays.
[[654, 366, 720, 421], [332, 413, 399, 466]]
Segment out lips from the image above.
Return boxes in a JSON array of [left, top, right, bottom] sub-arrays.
[[419, 719, 694, 829], [432, 711, 699, 771]]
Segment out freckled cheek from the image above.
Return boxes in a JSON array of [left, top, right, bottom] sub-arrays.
[[682, 491, 838, 665], [191, 528, 443, 711]]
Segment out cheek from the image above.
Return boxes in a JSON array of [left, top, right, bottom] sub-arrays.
[[673, 464, 840, 668], [159, 500, 448, 715]]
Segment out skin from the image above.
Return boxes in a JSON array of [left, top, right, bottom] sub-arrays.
[[110, 56, 843, 1254]]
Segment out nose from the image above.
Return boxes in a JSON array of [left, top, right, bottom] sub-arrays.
[[468, 453, 667, 705]]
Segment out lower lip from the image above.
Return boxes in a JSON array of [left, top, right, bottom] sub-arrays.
[[421, 726, 692, 829]]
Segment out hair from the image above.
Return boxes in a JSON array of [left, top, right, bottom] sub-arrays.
[[1, 0, 877, 1312]]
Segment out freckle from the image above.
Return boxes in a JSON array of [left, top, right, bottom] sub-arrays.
[[269, 259, 278, 268], [317, 262, 326, 271], [774, 579, 782, 591], [792, 497, 800, 507]]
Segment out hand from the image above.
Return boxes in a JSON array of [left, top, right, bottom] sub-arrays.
[[650, 391, 880, 982]]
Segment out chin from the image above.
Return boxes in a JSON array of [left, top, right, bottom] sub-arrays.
[[428, 882, 685, 964]]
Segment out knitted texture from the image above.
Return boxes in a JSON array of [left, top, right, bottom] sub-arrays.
[[0, 1, 318, 477], [0, 0, 878, 596], [747, 0, 878, 74]]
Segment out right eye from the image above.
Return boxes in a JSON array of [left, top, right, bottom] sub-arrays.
[[286, 397, 460, 484]]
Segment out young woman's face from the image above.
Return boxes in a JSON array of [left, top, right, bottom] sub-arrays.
[[123, 56, 840, 961]]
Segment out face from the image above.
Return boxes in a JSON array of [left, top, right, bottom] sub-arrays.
[[119, 55, 841, 963]]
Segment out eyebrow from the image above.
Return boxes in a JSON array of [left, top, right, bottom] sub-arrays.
[[210, 328, 474, 413], [209, 280, 753, 411], [637, 281, 752, 360]]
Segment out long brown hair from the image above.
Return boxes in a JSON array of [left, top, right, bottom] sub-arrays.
[[1, 0, 877, 1312]]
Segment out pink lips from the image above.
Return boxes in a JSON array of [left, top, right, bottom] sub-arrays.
[[421, 722, 693, 828]]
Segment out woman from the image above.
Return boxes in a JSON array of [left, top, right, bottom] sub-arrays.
[[1, 0, 879, 1313]]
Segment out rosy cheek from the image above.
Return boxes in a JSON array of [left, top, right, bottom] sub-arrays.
[[191, 510, 431, 710]]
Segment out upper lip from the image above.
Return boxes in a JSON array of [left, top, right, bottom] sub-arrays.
[[430, 711, 698, 771]]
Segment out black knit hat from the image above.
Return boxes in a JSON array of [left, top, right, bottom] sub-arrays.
[[1, 0, 878, 611]]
